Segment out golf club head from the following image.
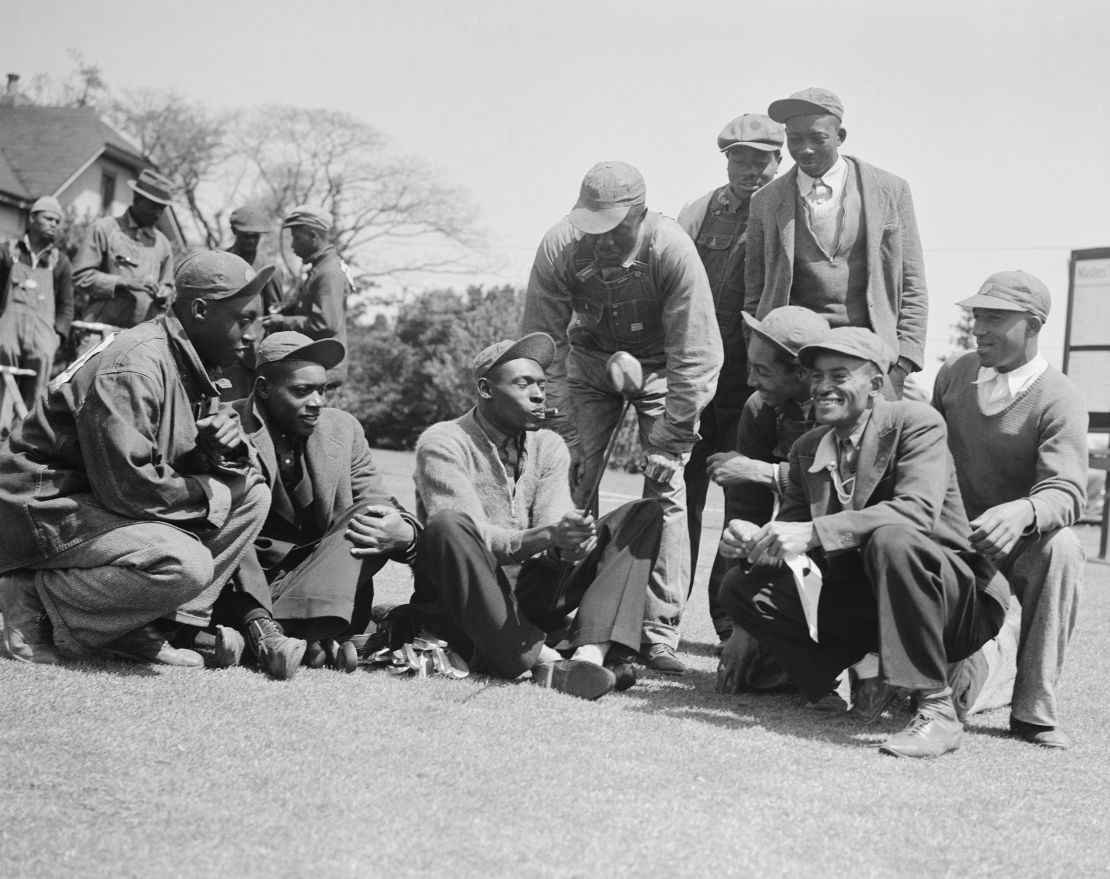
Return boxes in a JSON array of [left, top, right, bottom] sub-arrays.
[[606, 351, 643, 399]]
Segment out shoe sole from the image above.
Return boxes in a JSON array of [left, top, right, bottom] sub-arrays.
[[550, 661, 616, 700], [98, 646, 204, 668], [263, 639, 307, 680]]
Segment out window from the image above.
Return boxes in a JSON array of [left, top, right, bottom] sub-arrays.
[[99, 172, 116, 216]]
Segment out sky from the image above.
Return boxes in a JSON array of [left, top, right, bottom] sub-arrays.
[[9, 0, 1110, 394]]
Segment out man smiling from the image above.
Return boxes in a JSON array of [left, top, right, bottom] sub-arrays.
[[718, 327, 1008, 758], [934, 271, 1087, 748]]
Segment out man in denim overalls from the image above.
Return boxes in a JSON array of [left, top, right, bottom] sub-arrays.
[[522, 162, 722, 674], [0, 196, 74, 416], [678, 114, 784, 644]]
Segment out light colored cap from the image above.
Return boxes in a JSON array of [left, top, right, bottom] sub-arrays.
[[957, 270, 1050, 322], [568, 161, 646, 234], [472, 332, 556, 382], [174, 250, 275, 302], [798, 326, 892, 374], [717, 115, 785, 153], [30, 195, 62, 216], [282, 205, 333, 232], [742, 307, 831, 358], [768, 87, 845, 123]]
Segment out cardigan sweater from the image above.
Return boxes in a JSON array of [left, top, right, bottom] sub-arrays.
[[414, 408, 573, 565], [932, 351, 1088, 531]]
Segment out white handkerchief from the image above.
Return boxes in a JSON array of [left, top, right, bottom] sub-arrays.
[[786, 554, 823, 643]]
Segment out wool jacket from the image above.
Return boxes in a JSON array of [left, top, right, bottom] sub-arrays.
[[743, 156, 928, 369], [270, 246, 350, 385], [932, 351, 1088, 531], [414, 408, 572, 566]]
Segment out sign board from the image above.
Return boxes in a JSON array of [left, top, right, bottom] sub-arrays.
[[1064, 248, 1110, 431]]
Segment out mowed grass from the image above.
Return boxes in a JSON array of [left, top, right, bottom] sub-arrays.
[[2, 449, 1108, 878]]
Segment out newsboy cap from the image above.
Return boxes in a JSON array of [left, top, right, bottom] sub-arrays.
[[742, 307, 831, 358], [957, 270, 1051, 322], [798, 326, 892, 375], [568, 161, 646, 235], [255, 331, 345, 371], [174, 250, 275, 302], [717, 115, 785, 153], [281, 205, 333, 232], [473, 333, 556, 382], [768, 87, 845, 123], [229, 205, 271, 234]]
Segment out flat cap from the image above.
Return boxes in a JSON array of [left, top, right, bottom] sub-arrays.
[[30, 195, 63, 216], [256, 331, 345, 371], [799, 326, 892, 374], [282, 205, 333, 232], [957, 270, 1050, 322], [229, 205, 271, 234], [473, 332, 556, 382], [174, 250, 275, 302], [768, 87, 845, 123], [742, 307, 830, 358], [717, 115, 785, 153], [568, 161, 646, 235]]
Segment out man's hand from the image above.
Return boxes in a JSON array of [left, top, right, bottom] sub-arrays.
[[195, 409, 246, 466], [261, 314, 287, 332], [118, 277, 160, 296], [746, 520, 818, 564], [639, 449, 683, 484], [719, 519, 761, 560], [969, 500, 1034, 560], [551, 509, 597, 563], [345, 505, 416, 557], [707, 452, 775, 488], [716, 629, 760, 694]]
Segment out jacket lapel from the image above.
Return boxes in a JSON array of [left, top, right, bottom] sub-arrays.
[[775, 168, 797, 269], [851, 399, 895, 509], [853, 157, 884, 294], [305, 419, 344, 530]]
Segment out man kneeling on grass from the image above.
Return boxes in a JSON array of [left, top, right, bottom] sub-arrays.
[[717, 327, 1010, 758], [411, 333, 664, 700], [209, 332, 421, 679]]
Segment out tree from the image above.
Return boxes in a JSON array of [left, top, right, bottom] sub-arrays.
[[23, 49, 107, 108], [944, 309, 975, 361]]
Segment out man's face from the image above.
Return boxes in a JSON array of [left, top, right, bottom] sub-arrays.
[[726, 147, 780, 202], [187, 295, 262, 369], [234, 232, 261, 264], [785, 114, 844, 179], [289, 226, 320, 261], [585, 206, 646, 268], [259, 361, 328, 438], [971, 308, 1036, 372], [479, 357, 547, 432], [747, 335, 807, 406], [809, 352, 881, 432], [28, 210, 61, 245], [130, 195, 166, 228]]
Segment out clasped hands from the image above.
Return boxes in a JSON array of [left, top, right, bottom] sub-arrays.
[[345, 505, 416, 558], [719, 518, 818, 565], [550, 509, 597, 563], [969, 499, 1034, 561], [706, 452, 775, 488]]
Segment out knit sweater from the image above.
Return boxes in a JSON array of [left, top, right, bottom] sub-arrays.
[[414, 408, 573, 565], [932, 351, 1088, 531]]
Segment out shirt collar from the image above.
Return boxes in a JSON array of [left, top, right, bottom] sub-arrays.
[[796, 155, 847, 194], [809, 410, 871, 473], [473, 406, 518, 449], [17, 234, 55, 266], [973, 354, 1048, 396]]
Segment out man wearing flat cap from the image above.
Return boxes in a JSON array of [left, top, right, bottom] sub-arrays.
[[73, 168, 177, 330], [226, 204, 285, 315], [209, 331, 421, 679], [710, 306, 829, 680], [933, 271, 1087, 749], [0, 195, 74, 415], [521, 161, 722, 674], [262, 205, 350, 387], [412, 333, 664, 699], [744, 88, 928, 400], [677, 113, 786, 631], [718, 326, 1008, 758], [0, 251, 271, 668]]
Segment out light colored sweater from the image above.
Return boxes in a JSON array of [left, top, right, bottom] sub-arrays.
[[932, 351, 1088, 531], [414, 408, 572, 565]]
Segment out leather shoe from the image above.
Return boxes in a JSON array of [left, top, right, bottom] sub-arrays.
[[1010, 718, 1072, 750], [642, 643, 687, 675], [879, 692, 963, 758], [99, 624, 203, 667], [0, 571, 60, 665], [213, 625, 245, 668], [247, 617, 306, 680], [850, 674, 907, 724], [532, 659, 616, 700], [603, 645, 637, 692]]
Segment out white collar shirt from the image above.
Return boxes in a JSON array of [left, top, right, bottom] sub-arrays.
[[973, 354, 1048, 415]]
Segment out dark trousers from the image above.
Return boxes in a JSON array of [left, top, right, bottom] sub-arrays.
[[217, 503, 386, 642], [719, 524, 1007, 702], [413, 500, 663, 679]]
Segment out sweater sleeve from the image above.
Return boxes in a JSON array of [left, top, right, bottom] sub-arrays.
[[1028, 381, 1088, 532]]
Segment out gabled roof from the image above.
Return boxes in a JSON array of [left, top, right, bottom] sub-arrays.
[[0, 106, 147, 203]]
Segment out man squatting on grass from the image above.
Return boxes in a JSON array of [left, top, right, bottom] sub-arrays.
[[717, 327, 1009, 758], [0, 251, 272, 667], [208, 331, 421, 680], [934, 271, 1087, 749], [410, 333, 665, 700]]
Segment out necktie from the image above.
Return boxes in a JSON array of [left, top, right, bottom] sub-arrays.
[[811, 177, 832, 205], [833, 437, 856, 504]]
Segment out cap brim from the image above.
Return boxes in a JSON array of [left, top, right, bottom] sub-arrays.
[[220, 264, 276, 302], [741, 311, 798, 358], [956, 293, 1029, 312], [127, 179, 174, 206], [568, 204, 630, 235], [767, 99, 841, 124], [272, 338, 346, 371], [798, 341, 886, 372], [721, 141, 782, 153], [491, 332, 556, 373], [232, 224, 270, 234]]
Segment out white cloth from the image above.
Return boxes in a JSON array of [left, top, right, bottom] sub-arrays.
[[973, 354, 1048, 416], [797, 156, 847, 222], [786, 554, 823, 643]]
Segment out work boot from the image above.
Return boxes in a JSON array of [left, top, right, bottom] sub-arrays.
[[247, 617, 306, 680], [849, 673, 908, 725], [213, 625, 246, 669], [100, 624, 204, 667], [0, 571, 61, 665], [879, 689, 964, 759], [642, 643, 687, 675]]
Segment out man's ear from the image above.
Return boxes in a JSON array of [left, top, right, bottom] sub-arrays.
[[1026, 316, 1043, 337], [869, 368, 885, 397], [476, 377, 492, 399], [190, 298, 208, 321], [837, 127, 847, 147], [255, 375, 270, 400]]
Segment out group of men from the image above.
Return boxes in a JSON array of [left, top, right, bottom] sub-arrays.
[[0, 86, 1089, 758]]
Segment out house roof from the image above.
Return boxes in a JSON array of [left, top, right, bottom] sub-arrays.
[[0, 106, 148, 203]]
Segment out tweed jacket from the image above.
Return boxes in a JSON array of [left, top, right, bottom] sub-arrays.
[[743, 157, 928, 369], [780, 399, 980, 560]]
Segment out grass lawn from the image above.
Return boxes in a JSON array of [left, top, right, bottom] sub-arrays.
[[2, 449, 1108, 878]]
